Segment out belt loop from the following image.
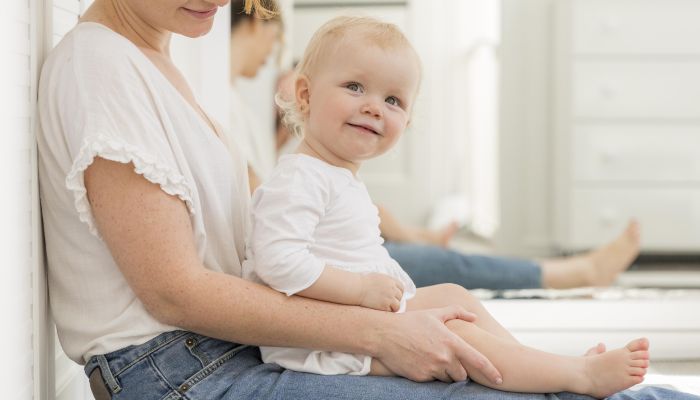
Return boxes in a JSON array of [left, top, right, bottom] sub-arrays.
[[93, 355, 122, 394]]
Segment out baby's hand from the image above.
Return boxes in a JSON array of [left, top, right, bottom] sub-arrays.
[[359, 273, 405, 312]]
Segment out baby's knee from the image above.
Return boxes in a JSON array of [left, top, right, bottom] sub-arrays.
[[437, 283, 478, 305]]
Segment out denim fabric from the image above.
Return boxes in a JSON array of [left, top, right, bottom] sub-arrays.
[[384, 241, 543, 290], [85, 331, 699, 400]]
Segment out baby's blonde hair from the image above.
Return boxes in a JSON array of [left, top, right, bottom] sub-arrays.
[[276, 16, 420, 138]]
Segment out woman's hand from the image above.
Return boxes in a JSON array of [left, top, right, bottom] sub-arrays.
[[359, 272, 404, 312], [372, 305, 502, 384]]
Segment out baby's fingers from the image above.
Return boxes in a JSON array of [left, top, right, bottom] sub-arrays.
[[389, 297, 401, 312]]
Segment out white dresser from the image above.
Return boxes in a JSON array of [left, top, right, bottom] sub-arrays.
[[552, 0, 700, 252]]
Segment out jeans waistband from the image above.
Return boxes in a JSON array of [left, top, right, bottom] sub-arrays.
[[84, 330, 191, 395]]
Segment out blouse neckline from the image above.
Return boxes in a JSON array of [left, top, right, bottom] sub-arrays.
[[74, 21, 225, 144]]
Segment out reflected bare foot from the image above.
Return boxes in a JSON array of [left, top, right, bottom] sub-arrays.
[[585, 220, 641, 286], [541, 220, 640, 288], [421, 221, 459, 248]]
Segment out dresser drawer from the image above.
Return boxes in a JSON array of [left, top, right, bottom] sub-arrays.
[[572, 125, 700, 182], [571, 0, 700, 55], [569, 188, 700, 251], [573, 62, 700, 119]]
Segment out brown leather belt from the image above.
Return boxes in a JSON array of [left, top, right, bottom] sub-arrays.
[[89, 368, 112, 400]]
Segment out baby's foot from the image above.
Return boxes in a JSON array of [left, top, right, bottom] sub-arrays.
[[582, 338, 650, 399], [585, 220, 641, 286], [423, 221, 459, 247], [584, 342, 607, 356]]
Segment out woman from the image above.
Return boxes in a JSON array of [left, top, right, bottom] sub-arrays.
[[37, 0, 692, 399]]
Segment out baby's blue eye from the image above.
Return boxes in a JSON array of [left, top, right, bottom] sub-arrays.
[[386, 96, 400, 106], [347, 83, 361, 92]]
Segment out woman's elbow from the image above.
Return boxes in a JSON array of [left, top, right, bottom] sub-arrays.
[[133, 276, 196, 327]]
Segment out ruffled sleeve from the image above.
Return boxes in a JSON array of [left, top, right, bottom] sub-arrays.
[[53, 26, 197, 238], [66, 134, 195, 238]]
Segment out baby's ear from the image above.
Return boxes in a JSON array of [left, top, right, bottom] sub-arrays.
[[295, 74, 311, 115]]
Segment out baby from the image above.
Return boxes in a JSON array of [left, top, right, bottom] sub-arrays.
[[242, 16, 649, 398]]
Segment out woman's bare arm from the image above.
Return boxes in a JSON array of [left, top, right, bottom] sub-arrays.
[[84, 157, 502, 384]]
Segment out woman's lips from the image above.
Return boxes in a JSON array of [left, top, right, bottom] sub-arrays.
[[182, 7, 218, 19]]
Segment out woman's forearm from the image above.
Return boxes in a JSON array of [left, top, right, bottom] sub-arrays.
[[163, 267, 385, 357]]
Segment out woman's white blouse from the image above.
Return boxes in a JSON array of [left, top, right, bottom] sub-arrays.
[[37, 22, 250, 364]]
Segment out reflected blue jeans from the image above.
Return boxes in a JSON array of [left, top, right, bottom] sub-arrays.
[[384, 241, 543, 290], [85, 331, 698, 400]]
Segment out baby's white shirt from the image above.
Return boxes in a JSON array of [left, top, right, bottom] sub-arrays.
[[242, 154, 417, 376], [243, 154, 416, 304]]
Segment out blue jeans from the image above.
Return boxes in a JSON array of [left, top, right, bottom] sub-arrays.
[[384, 241, 543, 290], [85, 331, 698, 400]]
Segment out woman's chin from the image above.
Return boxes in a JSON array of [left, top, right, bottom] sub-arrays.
[[177, 24, 215, 38]]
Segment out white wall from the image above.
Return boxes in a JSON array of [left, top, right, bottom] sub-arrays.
[[1, 1, 39, 398]]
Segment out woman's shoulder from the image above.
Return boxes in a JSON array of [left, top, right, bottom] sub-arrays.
[[42, 22, 150, 90]]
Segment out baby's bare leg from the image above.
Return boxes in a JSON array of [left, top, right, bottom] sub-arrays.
[[445, 319, 648, 396], [409, 284, 518, 342], [400, 284, 649, 396]]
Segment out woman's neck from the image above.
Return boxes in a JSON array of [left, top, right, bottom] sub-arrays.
[[81, 0, 171, 55]]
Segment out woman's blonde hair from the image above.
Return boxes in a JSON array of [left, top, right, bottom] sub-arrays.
[[276, 16, 420, 138], [243, 0, 277, 19]]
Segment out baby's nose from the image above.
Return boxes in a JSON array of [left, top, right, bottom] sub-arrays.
[[361, 100, 382, 118]]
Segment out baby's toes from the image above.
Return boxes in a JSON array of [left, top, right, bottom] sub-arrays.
[[630, 359, 649, 368], [630, 350, 650, 360], [626, 338, 649, 352], [628, 367, 647, 377]]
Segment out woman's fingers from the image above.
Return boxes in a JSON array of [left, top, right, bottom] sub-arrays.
[[455, 337, 502, 385], [438, 305, 477, 324], [444, 361, 468, 382], [433, 369, 454, 383], [372, 308, 494, 383]]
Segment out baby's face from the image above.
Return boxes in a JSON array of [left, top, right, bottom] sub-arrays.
[[302, 37, 420, 170]]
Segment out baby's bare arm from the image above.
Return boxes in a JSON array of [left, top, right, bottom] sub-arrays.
[[297, 267, 404, 312], [296, 266, 364, 305]]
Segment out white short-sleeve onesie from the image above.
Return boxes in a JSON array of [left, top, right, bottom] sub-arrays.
[[243, 154, 417, 375]]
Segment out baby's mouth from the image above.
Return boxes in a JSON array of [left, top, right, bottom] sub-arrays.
[[348, 123, 380, 136]]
